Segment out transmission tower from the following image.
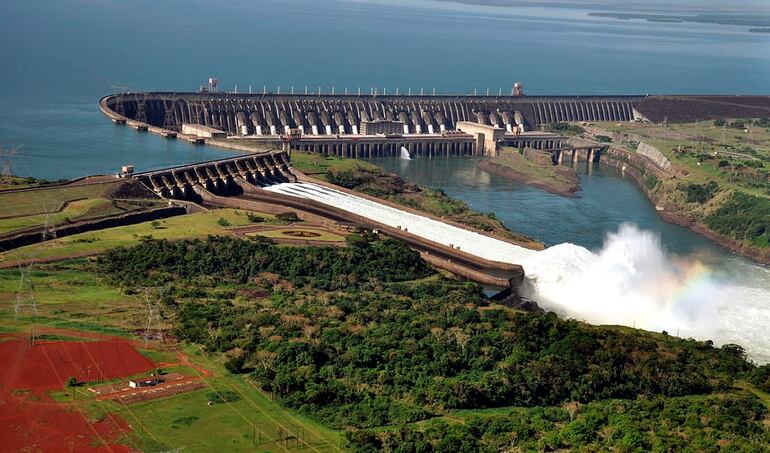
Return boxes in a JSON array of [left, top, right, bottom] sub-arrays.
[[162, 95, 177, 130], [0, 145, 18, 176], [14, 258, 38, 344], [135, 93, 148, 124], [41, 206, 56, 242], [141, 287, 165, 348]]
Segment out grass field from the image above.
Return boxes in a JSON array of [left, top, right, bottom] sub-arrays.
[[0, 183, 118, 218], [290, 150, 380, 179], [0, 198, 120, 234], [99, 345, 344, 452], [0, 260, 147, 335], [0, 175, 55, 191], [0, 181, 166, 237], [0, 209, 264, 264], [247, 227, 346, 242], [482, 148, 579, 195]]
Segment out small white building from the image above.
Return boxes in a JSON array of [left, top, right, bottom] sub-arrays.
[[128, 376, 161, 388]]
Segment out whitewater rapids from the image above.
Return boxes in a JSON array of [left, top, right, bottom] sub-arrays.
[[264, 182, 770, 363]]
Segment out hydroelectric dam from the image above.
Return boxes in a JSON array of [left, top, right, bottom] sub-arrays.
[[99, 90, 770, 292], [100, 92, 770, 159]]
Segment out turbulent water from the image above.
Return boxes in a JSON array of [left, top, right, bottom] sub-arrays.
[[266, 181, 770, 363], [520, 225, 770, 363]]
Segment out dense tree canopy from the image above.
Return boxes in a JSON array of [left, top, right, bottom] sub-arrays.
[[98, 237, 765, 446]]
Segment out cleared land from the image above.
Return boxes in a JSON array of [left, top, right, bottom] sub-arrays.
[[106, 350, 343, 453], [0, 335, 155, 452]]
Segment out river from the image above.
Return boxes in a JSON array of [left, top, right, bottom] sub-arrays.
[[373, 157, 770, 362]]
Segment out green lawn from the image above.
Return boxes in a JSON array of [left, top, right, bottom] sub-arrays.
[[599, 119, 770, 198], [0, 260, 146, 335], [734, 380, 770, 409], [0, 209, 261, 264]]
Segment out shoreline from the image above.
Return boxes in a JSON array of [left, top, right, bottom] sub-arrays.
[[477, 159, 581, 198], [599, 148, 770, 266]]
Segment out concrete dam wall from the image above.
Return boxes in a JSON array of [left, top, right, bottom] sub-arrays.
[[103, 93, 770, 139], [103, 93, 644, 135]]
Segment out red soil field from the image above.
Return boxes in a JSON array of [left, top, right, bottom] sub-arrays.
[[0, 338, 156, 452]]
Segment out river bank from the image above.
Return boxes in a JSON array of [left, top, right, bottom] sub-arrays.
[[600, 146, 770, 265]]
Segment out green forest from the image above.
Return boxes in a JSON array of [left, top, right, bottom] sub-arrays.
[[98, 236, 770, 451], [706, 192, 770, 248]]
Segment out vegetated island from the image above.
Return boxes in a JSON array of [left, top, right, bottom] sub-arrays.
[[478, 147, 581, 197]]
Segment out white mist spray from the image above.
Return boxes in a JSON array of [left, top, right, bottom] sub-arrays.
[[521, 224, 770, 363]]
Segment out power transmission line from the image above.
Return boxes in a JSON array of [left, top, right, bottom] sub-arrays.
[[0, 145, 19, 176]]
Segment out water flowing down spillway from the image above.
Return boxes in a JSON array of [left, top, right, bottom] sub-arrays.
[[264, 182, 770, 363], [264, 183, 537, 263]]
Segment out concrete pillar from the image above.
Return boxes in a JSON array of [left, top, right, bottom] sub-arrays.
[[439, 124, 446, 133], [428, 124, 434, 134], [352, 125, 359, 135], [339, 125, 345, 134], [270, 125, 277, 135], [256, 125, 263, 135], [403, 124, 410, 135], [572, 149, 578, 162], [312, 125, 319, 135]]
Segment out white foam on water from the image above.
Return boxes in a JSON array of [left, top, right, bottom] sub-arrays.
[[263, 183, 770, 363]]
